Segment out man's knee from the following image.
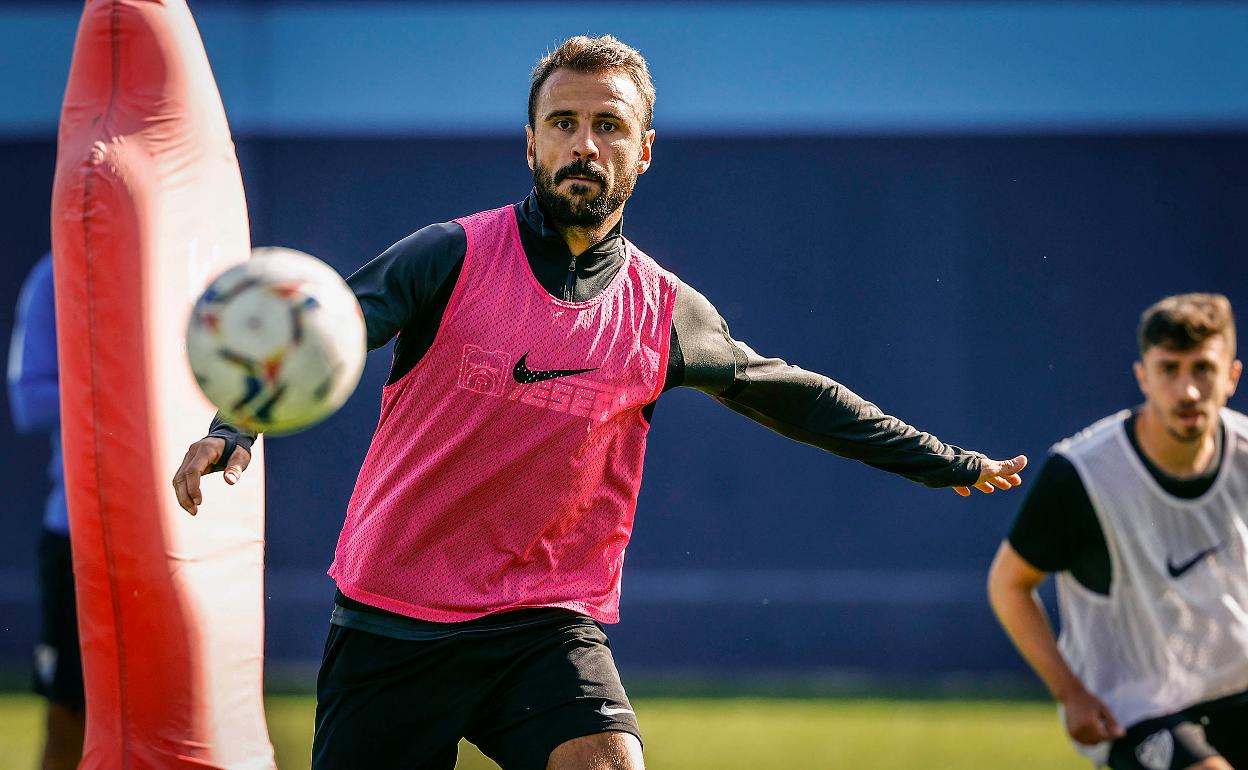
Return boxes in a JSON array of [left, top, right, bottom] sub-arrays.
[[546, 731, 644, 770], [1182, 757, 1234, 770]]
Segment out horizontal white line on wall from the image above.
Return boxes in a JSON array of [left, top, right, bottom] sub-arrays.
[[0, 567, 989, 606]]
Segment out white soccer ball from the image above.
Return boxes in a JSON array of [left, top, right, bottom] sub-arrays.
[[186, 247, 366, 435]]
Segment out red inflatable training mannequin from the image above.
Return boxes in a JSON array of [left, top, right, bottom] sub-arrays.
[[51, 1, 272, 766]]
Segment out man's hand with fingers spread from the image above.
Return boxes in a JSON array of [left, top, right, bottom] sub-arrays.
[[953, 454, 1028, 497], [172, 436, 252, 515]]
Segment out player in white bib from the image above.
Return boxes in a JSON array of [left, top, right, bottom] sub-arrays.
[[989, 293, 1247, 770]]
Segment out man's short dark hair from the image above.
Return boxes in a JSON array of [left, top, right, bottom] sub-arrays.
[[528, 35, 656, 131], [1138, 293, 1237, 358]]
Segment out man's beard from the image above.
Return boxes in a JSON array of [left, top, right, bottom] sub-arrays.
[[1166, 411, 1209, 443], [533, 157, 636, 230]]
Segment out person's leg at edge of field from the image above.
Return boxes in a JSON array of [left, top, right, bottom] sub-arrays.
[[545, 731, 644, 770], [1107, 716, 1228, 770], [36, 531, 85, 770], [41, 702, 85, 770], [312, 624, 467, 770], [1172, 760, 1234, 770]]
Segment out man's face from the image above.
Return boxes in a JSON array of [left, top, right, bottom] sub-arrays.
[[526, 68, 654, 229], [1134, 335, 1242, 443]]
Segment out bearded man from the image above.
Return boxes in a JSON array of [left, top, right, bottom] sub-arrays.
[[174, 35, 1026, 770]]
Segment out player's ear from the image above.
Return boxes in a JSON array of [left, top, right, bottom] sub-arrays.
[[1228, 358, 1243, 397], [525, 124, 536, 171], [637, 128, 655, 175], [1133, 359, 1149, 398]]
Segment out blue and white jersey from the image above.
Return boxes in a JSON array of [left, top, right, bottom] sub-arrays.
[[8, 252, 67, 535]]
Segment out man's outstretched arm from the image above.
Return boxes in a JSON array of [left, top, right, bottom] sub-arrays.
[[667, 279, 1025, 494], [987, 541, 1123, 745]]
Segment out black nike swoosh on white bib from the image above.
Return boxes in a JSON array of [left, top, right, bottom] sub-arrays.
[[511, 353, 597, 384], [1166, 543, 1221, 579]]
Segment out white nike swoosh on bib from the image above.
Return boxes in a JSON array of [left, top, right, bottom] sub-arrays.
[[597, 703, 635, 717]]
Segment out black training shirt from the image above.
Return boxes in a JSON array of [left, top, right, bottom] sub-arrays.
[[210, 191, 993, 637], [1007, 411, 1224, 595], [212, 190, 986, 488]]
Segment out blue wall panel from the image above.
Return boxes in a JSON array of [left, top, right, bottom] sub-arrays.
[[2, 133, 1244, 676], [4, 2, 1248, 137]]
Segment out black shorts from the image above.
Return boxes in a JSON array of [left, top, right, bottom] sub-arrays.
[[1109, 695, 1248, 770], [313, 610, 641, 770], [33, 530, 84, 709]]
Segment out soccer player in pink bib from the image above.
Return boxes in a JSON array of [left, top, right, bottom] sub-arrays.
[[173, 35, 1027, 770]]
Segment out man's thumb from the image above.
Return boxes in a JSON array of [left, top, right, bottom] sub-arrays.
[[224, 446, 251, 484], [1003, 454, 1028, 474]]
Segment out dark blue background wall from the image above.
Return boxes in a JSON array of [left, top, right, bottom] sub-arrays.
[[3, 132, 1244, 677], [3, 0, 1246, 683]]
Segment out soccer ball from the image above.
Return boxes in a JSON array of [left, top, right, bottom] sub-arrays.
[[186, 247, 366, 435]]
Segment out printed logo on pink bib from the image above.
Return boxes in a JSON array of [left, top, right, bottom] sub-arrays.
[[458, 345, 622, 421], [331, 206, 679, 624]]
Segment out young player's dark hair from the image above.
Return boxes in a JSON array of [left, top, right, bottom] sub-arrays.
[[528, 35, 656, 131], [1138, 293, 1237, 358]]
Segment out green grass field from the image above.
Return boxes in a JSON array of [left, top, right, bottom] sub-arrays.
[[0, 693, 1087, 770]]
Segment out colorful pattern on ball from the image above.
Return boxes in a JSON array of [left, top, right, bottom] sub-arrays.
[[186, 248, 366, 435]]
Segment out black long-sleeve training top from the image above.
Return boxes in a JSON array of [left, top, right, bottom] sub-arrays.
[[210, 190, 985, 488], [210, 191, 987, 636]]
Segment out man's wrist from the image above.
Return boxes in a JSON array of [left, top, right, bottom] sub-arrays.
[[206, 428, 255, 455], [206, 434, 239, 474], [1050, 673, 1088, 703]]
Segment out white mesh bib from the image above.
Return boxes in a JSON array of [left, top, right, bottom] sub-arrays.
[[1054, 409, 1248, 763]]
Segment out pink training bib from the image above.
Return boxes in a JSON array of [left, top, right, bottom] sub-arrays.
[[330, 205, 678, 623]]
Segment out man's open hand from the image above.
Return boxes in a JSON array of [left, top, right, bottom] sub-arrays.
[[953, 454, 1027, 497], [172, 437, 251, 515]]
